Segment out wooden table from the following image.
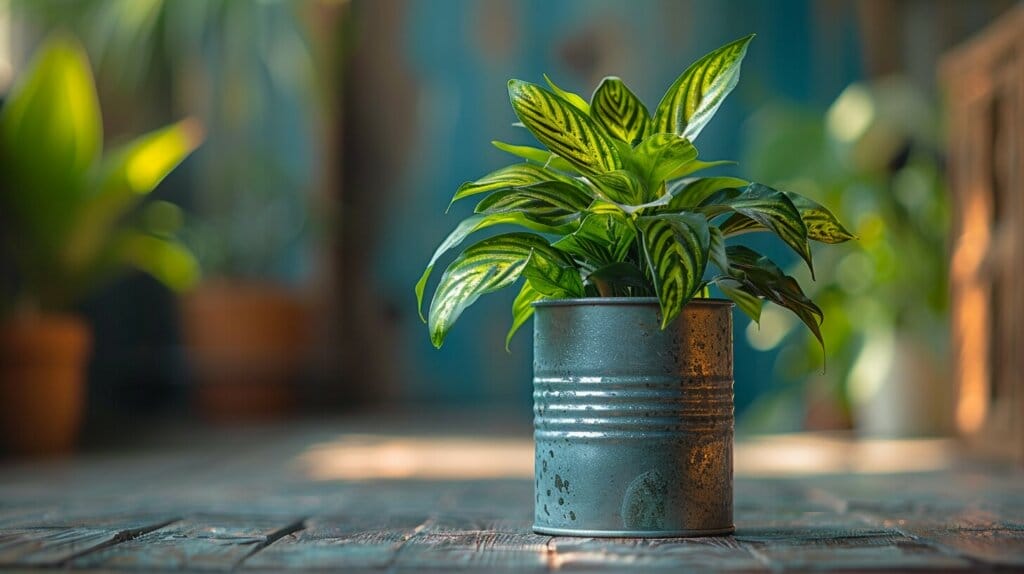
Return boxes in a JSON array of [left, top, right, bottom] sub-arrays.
[[1, 411, 1022, 572]]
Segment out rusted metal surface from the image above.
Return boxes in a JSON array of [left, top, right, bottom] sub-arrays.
[[532, 299, 734, 537]]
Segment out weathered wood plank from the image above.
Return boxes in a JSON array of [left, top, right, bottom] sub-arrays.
[[737, 525, 973, 571], [242, 514, 427, 571], [548, 536, 763, 572], [0, 514, 174, 567], [72, 514, 302, 571], [918, 529, 1024, 568], [394, 515, 551, 573]]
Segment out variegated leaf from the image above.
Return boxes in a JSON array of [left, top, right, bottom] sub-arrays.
[[475, 180, 593, 227], [415, 212, 574, 321], [715, 277, 763, 324], [634, 133, 698, 191], [638, 213, 710, 328], [428, 233, 572, 348], [784, 192, 856, 244], [506, 280, 543, 351], [508, 79, 621, 175], [543, 73, 590, 113], [708, 225, 729, 274], [650, 34, 754, 141], [702, 183, 813, 277], [590, 77, 650, 144], [522, 248, 584, 299], [725, 245, 824, 352], [450, 162, 572, 207]]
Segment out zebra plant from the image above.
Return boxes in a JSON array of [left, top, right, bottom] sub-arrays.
[[417, 34, 853, 350]]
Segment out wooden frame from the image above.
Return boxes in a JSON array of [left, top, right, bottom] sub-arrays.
[[940, 5, 1024, 461]]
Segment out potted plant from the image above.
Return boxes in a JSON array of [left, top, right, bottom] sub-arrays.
[[417, 35, 853, 536], [0, 36, 203, 455], [12, 1, 323, 421]]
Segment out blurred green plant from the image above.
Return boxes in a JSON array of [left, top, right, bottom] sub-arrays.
[[0, 35, 202, 316], [739, 78, 949, 429], [417, 35, 855, 351], [13, 0, 320, 279]]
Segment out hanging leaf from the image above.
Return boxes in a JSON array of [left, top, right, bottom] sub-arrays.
[[428, 233, 575, 348], [708, 226, 729, 274], [701, 183, 813, 277], [715, 277, 763, 324], [415, 212, 574, 322], [638, 213, 710, 328], [508, 79, 621, 175], [590, 77, 650, 144], [649, 34, 754, 141], [724, 246, 824, 353], [506, 281, 543, 351]]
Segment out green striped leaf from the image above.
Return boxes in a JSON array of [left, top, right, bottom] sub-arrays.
[[506, 281, 543, 351], [415, 213, 573, 322], [634, 133, 698, 191], [638, 213, 710, 328], [725, 246, 823, 352], [708, 226, 729, 274], [428, 233, 569, 348], [784, 192, 856, 244], [715, 277, 762, 324], [543, 73, 590, 113], [491, 140, 579, 173], [508, 79, 621, 175], [474, 180, 592, 227], [702, 183, 813, 277], [450, 163, 572, 207], [590, 77, 650, 144], [650, 34, 754, 141], [522, 248, 584, 299]]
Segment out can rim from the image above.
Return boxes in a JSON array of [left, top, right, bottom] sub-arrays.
[[531, 297, 734, 308]]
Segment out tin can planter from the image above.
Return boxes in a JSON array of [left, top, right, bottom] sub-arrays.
[[532, 298, 734, 537]]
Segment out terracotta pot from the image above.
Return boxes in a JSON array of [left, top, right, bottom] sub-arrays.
[[0, 314, 91, 456], [181, 280, 310, 422]]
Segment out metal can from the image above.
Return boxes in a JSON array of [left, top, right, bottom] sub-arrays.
[[532, 297, 734, 537]]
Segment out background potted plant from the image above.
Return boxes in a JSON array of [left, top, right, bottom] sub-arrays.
[[0, 36, 202, 455], [740, 78, 950, 436], [418, 35, 853, 536], [13, 1, 325, 421]]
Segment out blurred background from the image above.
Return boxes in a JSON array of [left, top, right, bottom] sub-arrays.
[[0, 0, 1020, 458]]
